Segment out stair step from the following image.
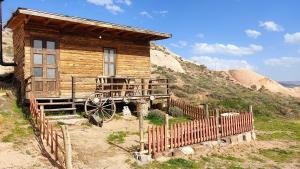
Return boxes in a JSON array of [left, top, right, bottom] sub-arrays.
[[46, 114, 81, 120], [36, 97, 71, 101], [43, 108, 76, 112], [38, 102, 73, 106]]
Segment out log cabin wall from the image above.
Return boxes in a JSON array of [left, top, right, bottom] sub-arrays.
[[21, 23, 151, 99], [12, 23, 27, 101]]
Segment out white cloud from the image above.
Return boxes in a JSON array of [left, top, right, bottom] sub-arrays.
[[140, 11, 153, 18], [154, 10, 168, 16], [264, 57, 300, 67], [259, 21, 284, 32], [87, 0, 131, 14], [193, 43, 263, 56], [170, 41, 188, 48], [116, 0, 131, 5], [196, 33, 205, 39], [245, 29, 261, 39], [284, 32, 300, 44], [191, 56, 253, 71]]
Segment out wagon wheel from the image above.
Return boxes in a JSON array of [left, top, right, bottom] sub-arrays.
[[84, 93, 116, 122]]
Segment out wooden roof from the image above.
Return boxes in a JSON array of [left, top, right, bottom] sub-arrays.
[[5, 8, 172, 40]]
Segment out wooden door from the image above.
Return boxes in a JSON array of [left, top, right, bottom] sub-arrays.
[[31, 39, 59, 98]]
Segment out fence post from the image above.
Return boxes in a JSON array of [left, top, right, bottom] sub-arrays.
[[51, 124, 54, 153], [205, 104, 209, 118], [137, 100, 147, 152], [249, 105, 253, 113], [165, 114, 169, 150], [55, 132, 58, 161], [62, 125, 72, 169], [215, 109, 221, 143], [40, 105, 44, 132]]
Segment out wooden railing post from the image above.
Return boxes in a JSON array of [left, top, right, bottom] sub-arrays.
[[166, 79, 169, 95], [205, 104, 209, 118], [215, 109, 221, 143], [141, 79, 145, 96], [249, 105, 253, 113]]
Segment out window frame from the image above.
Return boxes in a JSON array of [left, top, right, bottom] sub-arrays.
[[103, 48, 116, 76]]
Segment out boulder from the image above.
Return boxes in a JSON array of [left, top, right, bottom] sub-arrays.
[[180, 146, 194, 155]]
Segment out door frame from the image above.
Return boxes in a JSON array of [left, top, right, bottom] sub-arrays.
[[30, 37, 60, 98]]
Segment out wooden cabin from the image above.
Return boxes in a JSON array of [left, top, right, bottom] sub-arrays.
[[5, 8, 171, 106]]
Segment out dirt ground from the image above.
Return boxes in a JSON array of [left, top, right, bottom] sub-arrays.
[[0, 91, 56, 169], [69, 116, 150, 169]]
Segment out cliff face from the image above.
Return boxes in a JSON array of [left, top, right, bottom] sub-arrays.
[[0, 30, 14, 76]]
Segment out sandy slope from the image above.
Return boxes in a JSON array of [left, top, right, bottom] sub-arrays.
[[150, 43, 185, 73], [227, 69, 300, 98]]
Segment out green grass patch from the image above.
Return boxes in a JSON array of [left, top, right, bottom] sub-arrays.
[[216, 155, 244, 162], [248, 155, 265, 163], [107, 131, 127, 144], [136, 158, 204, 169], [255, 115, 300, 141], [259, 148, 297, 163], [169, 116, 191, 126]]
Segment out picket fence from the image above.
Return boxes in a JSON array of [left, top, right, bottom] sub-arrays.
[[29, 95, 69, 168], [148, 112, 253, 154], [170, 99, 206, 119]]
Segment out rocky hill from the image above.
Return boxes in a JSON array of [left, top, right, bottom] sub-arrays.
[[150, 43, 300, 117], [0, 30, 14, 76]]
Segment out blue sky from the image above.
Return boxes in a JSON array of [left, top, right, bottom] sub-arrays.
[[3, 0, 300, 81]]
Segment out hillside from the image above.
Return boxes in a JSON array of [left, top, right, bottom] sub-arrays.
[[0, 30, 14, 76], [227, 69, 300, 98], [150, 43, 300, 117]]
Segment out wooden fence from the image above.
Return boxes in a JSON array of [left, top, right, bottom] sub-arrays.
[[29, 95, 72, 169], [170, 99, 206, 119], [220, 113, 253, 137], [147, 112, 253, 154]]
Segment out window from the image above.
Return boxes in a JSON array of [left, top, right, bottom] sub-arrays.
[[34, 54, 43, 64], [34, 68, 43, 77], [47, 68, 56, 78], [104, 48, 116, 76], [47, 55, 55, 64]]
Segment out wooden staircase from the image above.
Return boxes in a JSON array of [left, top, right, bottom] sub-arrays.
[[36, 98, 76, 114]]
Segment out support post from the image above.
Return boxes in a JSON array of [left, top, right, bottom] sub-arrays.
[[205, 104, 209, 118], [137, 100, 148, 152], [215, 109, 221, 143], [71, 76, 76, 114], [62, 125, 72, 169], [51, 124, 54, 153], [139, 109, 145, 152]]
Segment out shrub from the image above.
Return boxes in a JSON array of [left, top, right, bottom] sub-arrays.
[[107, 131, 127, 144], [169, 106, 184, 117], [146, 109, 165, 125]]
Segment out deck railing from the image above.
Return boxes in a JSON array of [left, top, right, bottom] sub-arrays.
[[71, 76, 170, 101]]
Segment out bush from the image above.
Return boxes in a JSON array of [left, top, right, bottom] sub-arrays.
[[146, 109, 165, 125], [169, 106, 184, 117]]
